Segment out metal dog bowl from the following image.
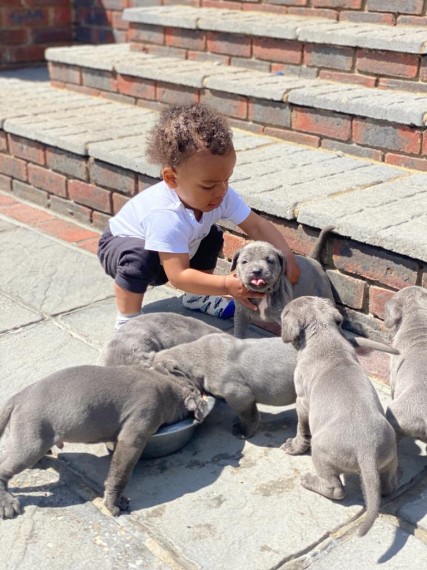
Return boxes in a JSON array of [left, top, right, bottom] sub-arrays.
[[106, 396, 216, 459]]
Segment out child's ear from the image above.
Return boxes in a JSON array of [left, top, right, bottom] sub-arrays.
[[162, 167, 177, 188]]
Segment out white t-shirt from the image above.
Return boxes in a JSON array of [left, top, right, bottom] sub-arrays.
[[109, 181, 251, 259]]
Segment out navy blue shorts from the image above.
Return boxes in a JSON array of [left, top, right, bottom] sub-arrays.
[[97, 225, 224, 294]]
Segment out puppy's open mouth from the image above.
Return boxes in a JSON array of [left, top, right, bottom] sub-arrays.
[[250, 279, 267, 289]]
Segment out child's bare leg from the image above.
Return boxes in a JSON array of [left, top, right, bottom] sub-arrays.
[[114, 284, 144, 329]]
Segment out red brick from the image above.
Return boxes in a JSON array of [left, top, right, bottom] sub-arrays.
[[356, 349, 390, 385], [129, 25, 165, 45], [353, 119, 421, 155], [356, 49, 419, 79], [0, 191, 15, 206], [82, 69, 117, 93], [8, 135, 45, 165], [423, 271, 427, 289], [50, 195, 92, 226], [312, 0, 362, 7], [319, 69, 377, 87], [326, 269, 366, 309], [0, 29, 28, 45], [207, 32, 251, 58], [77, 237, 101, 255], [11, 180, 48, 207], [1, 200, 53, 226], [3, 7, 49, 27], [398, 15, 427, 26], [201, 90, 248, 120], [92, 210, 111, 231], [385, 153, 427, 172], [223, 232, 249, 261], [378, 78, 427, 93], [50, 5, 72, 26], [5, 45, 46, 63], [31, 27, 72, 44], [28, 164, 67, 196], [249, 100, 291, 128], [46, 147, 88, 180], [65, 84, 100, 97], [264, 127, 320, 147], [138, 174, 160, 193], [0, 174, 12, 193], [117, 74, 156, 100], [341, 11, 395, 24], [369, 286, 396, 320], [68, 180, 112, 213], [36, 218, 99, 244], [89, 160, 136, 194], [157, 83, 199, 106], [165, 28, 206, 51], [293, 108, 352, 141], [253, 37, 302, 64], [304, 44, 354, 71], [48, 62, 81, 85], [0, 132, 7, 152], [0, 154, 27, 181], [288, 7, 337, 19], [112, 192, 130, 214], [422, 133, 427, 156], [421, 57, 427, 82], [332, 239, 418, 289], [366, 0, 424, 15]]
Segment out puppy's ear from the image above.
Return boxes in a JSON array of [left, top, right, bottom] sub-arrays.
[[230, 249, 241, 272], [184, 392, 207, 423], [281, 308, 303, 347], [384, 298, 402, 329]]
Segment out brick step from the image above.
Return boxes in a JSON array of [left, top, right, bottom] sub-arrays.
[[47, 44, 427, 171], [1, 74, 426, 351], [123, 6, 427, 93], [192, 0, 427, 27]]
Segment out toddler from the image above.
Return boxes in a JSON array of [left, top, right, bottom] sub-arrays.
[[98, 103, 300, 329]]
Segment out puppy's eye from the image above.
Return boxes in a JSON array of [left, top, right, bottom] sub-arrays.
[[266, 257, 274, 264], [241, 259, 248, 265]]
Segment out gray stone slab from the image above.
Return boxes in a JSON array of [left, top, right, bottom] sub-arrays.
[[0, 227, 113, 316], [46, 43, 137, 71], [297, 518, 427, 569], [0, 219, 14, 231], [398, 486, 427, 531], [0, 464, 167, 570], [0, 292, 43, 333], [297, 174, 427, 262], [123, 6, 427, 53], [0, 321, 99, 399]]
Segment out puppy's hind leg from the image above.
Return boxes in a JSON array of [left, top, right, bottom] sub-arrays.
[[0, 426, 55, 519], [301, 455, 345, 501], [225, 390, 260, 439], [104, 433, 148, 516]]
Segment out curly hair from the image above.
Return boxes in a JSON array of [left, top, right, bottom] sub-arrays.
[[146, 103, 233, 168]]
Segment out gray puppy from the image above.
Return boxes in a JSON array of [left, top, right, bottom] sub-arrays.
[[152, 334, 297, 439], [384, 286, 427, 442], [281, 296, 398, 537], [231, 226, 335, 338], [99, 312, 222, 367], [0, 365, 205, 519]]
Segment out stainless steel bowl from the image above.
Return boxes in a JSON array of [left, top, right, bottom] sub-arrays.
[[106, 396, 216, 459]]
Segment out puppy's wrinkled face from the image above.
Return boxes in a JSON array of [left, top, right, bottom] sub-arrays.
[[384, 286, 427, 330], [232, 241, 284, 293]]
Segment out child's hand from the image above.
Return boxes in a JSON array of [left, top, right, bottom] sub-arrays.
[[225, 273, 264, 311]]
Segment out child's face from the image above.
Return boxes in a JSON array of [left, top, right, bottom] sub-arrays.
[[163, 146, 236, 215]]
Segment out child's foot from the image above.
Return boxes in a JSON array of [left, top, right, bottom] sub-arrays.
[[115, 310, 143, 331], [182, 294, 235, 319]]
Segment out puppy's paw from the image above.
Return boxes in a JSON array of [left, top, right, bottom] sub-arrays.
[[232, 421, 256, 439], [301, 473, 345, 500], [119, 495, 130, 512], [0, 492, 21, 519], [281, 437, 309, 455]]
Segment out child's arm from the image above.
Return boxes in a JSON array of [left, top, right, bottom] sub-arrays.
[[238, 211, 301, 284], [160, 252, 262, 310]]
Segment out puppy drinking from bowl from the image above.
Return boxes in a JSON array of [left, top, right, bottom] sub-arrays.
[[0, 365, 206, 519]]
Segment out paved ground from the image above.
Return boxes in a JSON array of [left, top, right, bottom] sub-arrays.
[[1, 193, 427, 570]]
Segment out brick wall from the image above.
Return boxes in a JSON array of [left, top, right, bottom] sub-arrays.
[[0, 0, 73, 69]]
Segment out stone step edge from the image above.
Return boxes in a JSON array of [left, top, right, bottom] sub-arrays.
[[1, 77, 427, 267], [123, 5, 427, 55], [45, 44, 427, 128]]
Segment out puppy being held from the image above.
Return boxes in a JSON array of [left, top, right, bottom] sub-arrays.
[[231, 226, 335, 338], [0, 365, 205, 519], [99, 312, 221, 367], [384, 286, 427, 443], [281, 296, 398, 537], [152, 334, 297, 439]]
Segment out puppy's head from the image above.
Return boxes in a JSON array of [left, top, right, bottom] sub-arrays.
[[384, 286, 427, 330], [281, 296, 342, 349], [231, 241, 285, 293], [184, 390, 207, 423]]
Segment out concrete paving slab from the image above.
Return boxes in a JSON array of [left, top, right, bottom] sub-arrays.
[[0, 226, 113, 316], [0, 292, 42, 333], [292, 517, 427, 569]]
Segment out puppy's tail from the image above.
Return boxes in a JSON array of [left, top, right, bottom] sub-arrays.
[[347, 336, 399, 355], [358, 455, 381, 537], [0, 400, 14, 439], [308, 225, 335, 262]]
